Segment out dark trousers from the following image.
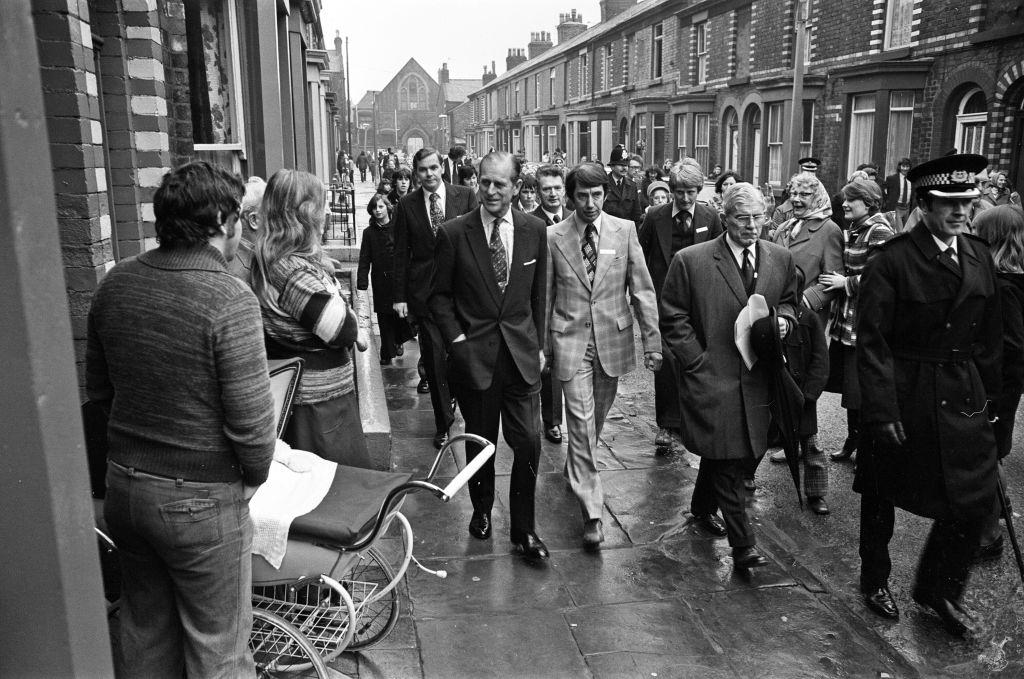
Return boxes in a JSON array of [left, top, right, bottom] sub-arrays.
[[690, 458, 755, 548], [415, 315, 454, 435], [540, 370, 563, 427], [359, 168, 367, 181], [859, 491, 981, 602], [456, 340, 542, 540], [654, 350, 680, 429]]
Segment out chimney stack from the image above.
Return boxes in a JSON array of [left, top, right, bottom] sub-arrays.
[[482, 64, 496, 85], [438, 62, 450, 84], [599, 0, 634, 22], [528, 31, 554, 59], [557, 9, 587, 44], [506, 48, 527, 72]]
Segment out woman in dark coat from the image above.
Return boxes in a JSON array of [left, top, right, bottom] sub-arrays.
[[973, 205, 1024, 559], [357, 193, 412, 364]]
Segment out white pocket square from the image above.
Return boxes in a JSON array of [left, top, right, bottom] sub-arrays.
[[523, 259, 537, 266], [696, 226, 708, 233]]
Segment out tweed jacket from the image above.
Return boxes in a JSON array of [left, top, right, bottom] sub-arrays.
[[660, 234, 799, 460], [769, 216, 844, 323], [392, 183, 478, 318], [638, 202, 723, 302], [545, 211, 661, 382]]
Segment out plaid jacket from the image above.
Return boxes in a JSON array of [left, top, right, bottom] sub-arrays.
[[829, 213, 895, 346]]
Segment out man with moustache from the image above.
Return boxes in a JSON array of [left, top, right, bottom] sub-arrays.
[[545, 162, 662, 547], [639, 159, 723, 454], [660, 182, 799, 569], [429, 151, 550, 559], [532, 164, 569, 445], [855, 153, 1002, 636], [393, 147, 478, 449]]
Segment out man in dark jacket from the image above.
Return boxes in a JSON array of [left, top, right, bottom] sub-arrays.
[[603, 145, 643, 227], [855, 153, 1002, 636]]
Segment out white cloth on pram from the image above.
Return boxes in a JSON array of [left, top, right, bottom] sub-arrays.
[[249, 440, 337, 568]]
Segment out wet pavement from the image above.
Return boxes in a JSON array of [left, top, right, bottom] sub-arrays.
[[333, 179, 1024, 677]]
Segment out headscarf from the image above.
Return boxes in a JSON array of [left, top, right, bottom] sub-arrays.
[[776, 173, 832, 243]]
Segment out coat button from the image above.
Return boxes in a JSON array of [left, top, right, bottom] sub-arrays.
[[940, 399, 948, 407], [945, 322, 952, 329]]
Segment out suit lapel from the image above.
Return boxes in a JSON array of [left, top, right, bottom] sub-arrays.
[[412, 188, 433, 241], [948, 235, 975, 314], [713, 234, 748, 305], [656, 207, 674, 266], [554, 215, 592, 291], [592, 215, 622, 291], [443, 182, 461, 221], [754, 241, 774, 296], [501, 214, 534, 310], [467, 211, 503, 307]]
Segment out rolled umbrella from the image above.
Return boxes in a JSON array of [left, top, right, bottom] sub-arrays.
[[996, 464, 1024, 584]]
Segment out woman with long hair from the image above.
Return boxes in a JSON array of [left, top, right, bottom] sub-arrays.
[[251, 169, 371, 468], [820, 179, 895, 464], [972, 206, 1024, 560], [386, 166, 413, 207], [357, 193, 413, 365]]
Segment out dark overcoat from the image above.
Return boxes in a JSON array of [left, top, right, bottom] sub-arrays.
[[603, 177, 644, 227], [855, 223, 1002, 520], [660, 234, 799, 460], [356, 222, 395, 312], [638, 202, 723, 303]]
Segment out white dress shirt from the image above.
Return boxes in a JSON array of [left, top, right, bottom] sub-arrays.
[[423, 183, 448, 220], [574, 213, 604, 243], [932, 233, 959, 263], [725, 234, 757, 271], [481, 207, 514, 277]]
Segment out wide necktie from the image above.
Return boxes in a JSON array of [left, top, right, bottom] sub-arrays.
[[429, 192, 444, 235], [490, 219, 508, 293], [582, 222, 598, 283], [741, 247, 754, 295], [942, 247, 960, 272], [676, 211, 691, 234]]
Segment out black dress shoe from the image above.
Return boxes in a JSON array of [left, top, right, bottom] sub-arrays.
[[863, 587, 899, 620], [468, 511, 491, 539], [743, 479, 756, 493], [417, 379, 430, 394], [544, 425, 562, 444], [582, 518, 604, 547], [830, 437, 857, 461], [912, 590, 976, 636], [432, 430, 448, 449], [692, 513, 728, 537], [973, 534, 1004, 563], [395, 343, 404, 357], [807, 496, 830, 515], [732, 546, 769, 569], [511, 533, 549, 559]]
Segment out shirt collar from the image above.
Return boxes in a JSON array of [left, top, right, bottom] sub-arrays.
[[932, 232, 959, 256], [574, 211, 603, 236], [425, 183, 446, 206], [671, 203, 695, 219], [725, 233, 756, 261], [480, 206, 513, 229], [543, 208, 562, 222]]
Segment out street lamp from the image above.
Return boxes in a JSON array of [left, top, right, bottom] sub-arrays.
[[360, 123, 370, 153]]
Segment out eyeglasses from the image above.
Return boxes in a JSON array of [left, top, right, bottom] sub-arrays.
[[730, 214, 767, 225], [791, 191, 815, 200]]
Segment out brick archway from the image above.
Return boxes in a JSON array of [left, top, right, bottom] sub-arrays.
[[994, 60, 1024, 173]]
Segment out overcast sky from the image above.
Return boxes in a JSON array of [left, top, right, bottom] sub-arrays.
[[320, 1, 602, 103]]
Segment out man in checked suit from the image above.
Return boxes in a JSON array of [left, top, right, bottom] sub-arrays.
[[429, 151, 550, 560], [393, 147, 478, 449], [545, 162, 662, 548], [660, 182, 799, 570], [531, 164, 569, 445], [639, 159, 723, 454]]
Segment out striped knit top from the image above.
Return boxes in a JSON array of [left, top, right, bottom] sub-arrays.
[[258, 255, 359, 405], [86, 245, 277, 485], [830, 213, 895, 346]]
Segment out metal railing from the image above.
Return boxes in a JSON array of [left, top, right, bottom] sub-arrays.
[[324, 184, 357, 245]]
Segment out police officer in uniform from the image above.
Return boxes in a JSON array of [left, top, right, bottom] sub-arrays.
[[603, 145, 644, 228], [855, 153, 1002, 636]]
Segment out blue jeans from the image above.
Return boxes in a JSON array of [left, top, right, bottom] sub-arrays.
[[104, 461, 254, 678]]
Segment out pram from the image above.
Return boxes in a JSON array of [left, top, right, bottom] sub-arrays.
[[92, 357, 494, 678]]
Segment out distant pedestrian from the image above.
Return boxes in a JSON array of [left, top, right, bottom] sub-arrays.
[[882, 157, 913, 225], [387, 166, 413, 207], [604, 145, 643, 227], [442, 145, 466, 185], [358, 194, 413, 365], [855, 153, 1001, 636], [251, 169, 372, 468], [356, 151, 369, 182], [708, 170, 740, 216], [88, 160, 276, 677], [513, 172, 540, 213], [458, 163, 478, 191]]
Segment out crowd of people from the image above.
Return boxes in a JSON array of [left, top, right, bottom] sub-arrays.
[[86, 138, 1024, 673]]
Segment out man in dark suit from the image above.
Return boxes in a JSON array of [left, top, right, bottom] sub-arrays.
[[429, 151, 550, 559], [441, 146, 466, 185], [855, 153, 1001, 636], [603, 145, 643, 227], [660, 182, 799, 570], [531, 164, 568, 445], [393, 147, 478, 448], [638, 159, 723, 454], [882, 157, 913, 225]]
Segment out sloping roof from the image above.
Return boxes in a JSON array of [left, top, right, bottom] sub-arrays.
[[380, 58, 438, 94], [355, 90, 378, 110], [469, 0, 658, 96], [443, 79, 482, 103]]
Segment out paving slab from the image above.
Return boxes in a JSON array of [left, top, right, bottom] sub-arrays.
[[566, 598, 718, 657], [585, 650, 739, 679]]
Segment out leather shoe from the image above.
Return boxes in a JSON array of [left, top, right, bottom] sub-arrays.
[[417, 379, 430, 394], [732, 546, 769, 569], [583, 519, 604, 547], [692, 513, 728, 538], [973, 534, 1004, 563], [654, 428, 674, 454], [432, 430, 448, 449], [743, 479, 756, 493], [912, 590, 976, 636], [863, 586, 899, 620], [511, 533, 549, 560], [807, 496, 830, 515], [769, 448, 789, 463], [395, 343, 404, 356], [830, 437, 857, 461], [468, 511, 491, 540], [544, 425, 562, 444]]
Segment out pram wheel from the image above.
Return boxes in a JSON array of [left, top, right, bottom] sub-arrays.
[[341, 547, 400, 650], [252, 608, 331, 678]]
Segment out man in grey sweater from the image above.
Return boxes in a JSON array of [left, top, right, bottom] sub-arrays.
[[87, 161, 277, 677]]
